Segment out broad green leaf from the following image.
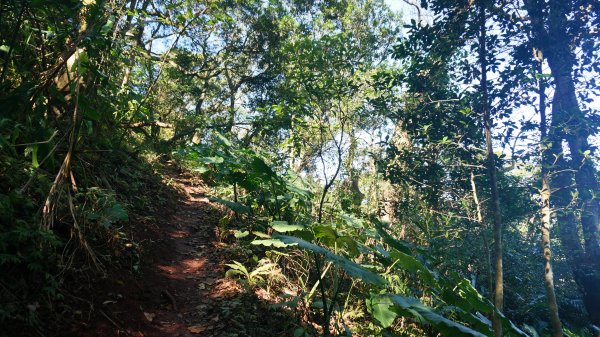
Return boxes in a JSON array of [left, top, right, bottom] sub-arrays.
[[233, 230, 249, 238], [225, 261, 247, 272], [208, 197, 251, 214], [385, 295, 488, 337], [377, 221, 432, 256], [373, 220, 413, 255], [251, 156, 277, 179], [388, 250, 437, 288], [341, 213, 364, 229], [192, 166, 210, 174], [442, 274, 529, 337], [225, 261, 248, 278], [314, 225, 338, 246], [199, 156, 224, 164], [336, 236, 360, 257], [215, 132, 232, 147], [271, 221, 304, 232], [274, 234, 386, 286], [285, 177, 313, 198], [366, 294, 397, 328], [252, 231, 271, 238], [100, 16, 115, 36], [251, 238, 294, 248]]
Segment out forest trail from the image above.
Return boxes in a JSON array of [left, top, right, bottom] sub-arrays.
[[75, 169, 244, 337]]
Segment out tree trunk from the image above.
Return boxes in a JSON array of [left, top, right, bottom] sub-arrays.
[[538, 59, 563, 337], [470, 171, 494, 302], [225, 68, 236, 134], [478, 2, 503, 336], [544, 0, 600, 325], [525, 0, 600, 325]]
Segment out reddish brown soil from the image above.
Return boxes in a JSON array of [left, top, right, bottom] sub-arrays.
[[61, 171, 246, 337], [40, 166, 298, 337]]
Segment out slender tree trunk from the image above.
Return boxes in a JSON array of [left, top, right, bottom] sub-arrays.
[[225, 69, 236, 134], [470, 171, 494, 301], [478, 2, 503, 336], [538, 59, 563, 337]]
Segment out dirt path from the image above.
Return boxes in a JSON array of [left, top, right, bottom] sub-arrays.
[[72, 171, 242, 337]]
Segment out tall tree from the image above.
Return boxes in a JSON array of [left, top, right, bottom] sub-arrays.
[[537, 50, 563, 337], [477, 2, 504, 335], [524, 0, 600, 325]]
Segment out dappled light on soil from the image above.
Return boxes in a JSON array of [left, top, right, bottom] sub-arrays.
[[68, 170, 272, 337]]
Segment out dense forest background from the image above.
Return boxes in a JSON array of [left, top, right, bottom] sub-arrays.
[[1, 0, 599, 336]]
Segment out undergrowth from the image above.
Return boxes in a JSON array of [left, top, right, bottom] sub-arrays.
[[173, 132, 532, 337], [0, 125, 175, 335]]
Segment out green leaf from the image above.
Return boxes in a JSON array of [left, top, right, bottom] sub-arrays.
[[251, 238, 294, 248], [70, 50, 89, 71], [251, 156, 277, 179], [233, 230, 249, 238], [373, 220, 414, 255], [199, 156, 224, 164], [31, 145, 39, 168], [442, 274, 529, 337], [208, 197, 251, 214], [274, 234, 386, 286], [225, 261, 248, 278], [314, 225, 338, 246], [215, 132, 232, 147], [105, 203, 129, 222], [366, 294, 397, 328], [271, 221, 304, 232], [252, 231, 271, 238], [336, 236, 360, 257], [193, 166, 210, 174], [340, 213, 364, 229], [225, 261, 247, 273], [388, 250, 437, 288], [385, 295, 488, 337], [100, 16, 115, 36], [286, 181, 312, 198]]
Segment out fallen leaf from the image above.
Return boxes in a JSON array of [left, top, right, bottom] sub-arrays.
[[188, 325, 206, 334], [143, 312, 155, 322]]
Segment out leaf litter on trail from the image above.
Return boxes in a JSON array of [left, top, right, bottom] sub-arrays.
[[143, 312, 155, 322], [188, 324, 207, 333]]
